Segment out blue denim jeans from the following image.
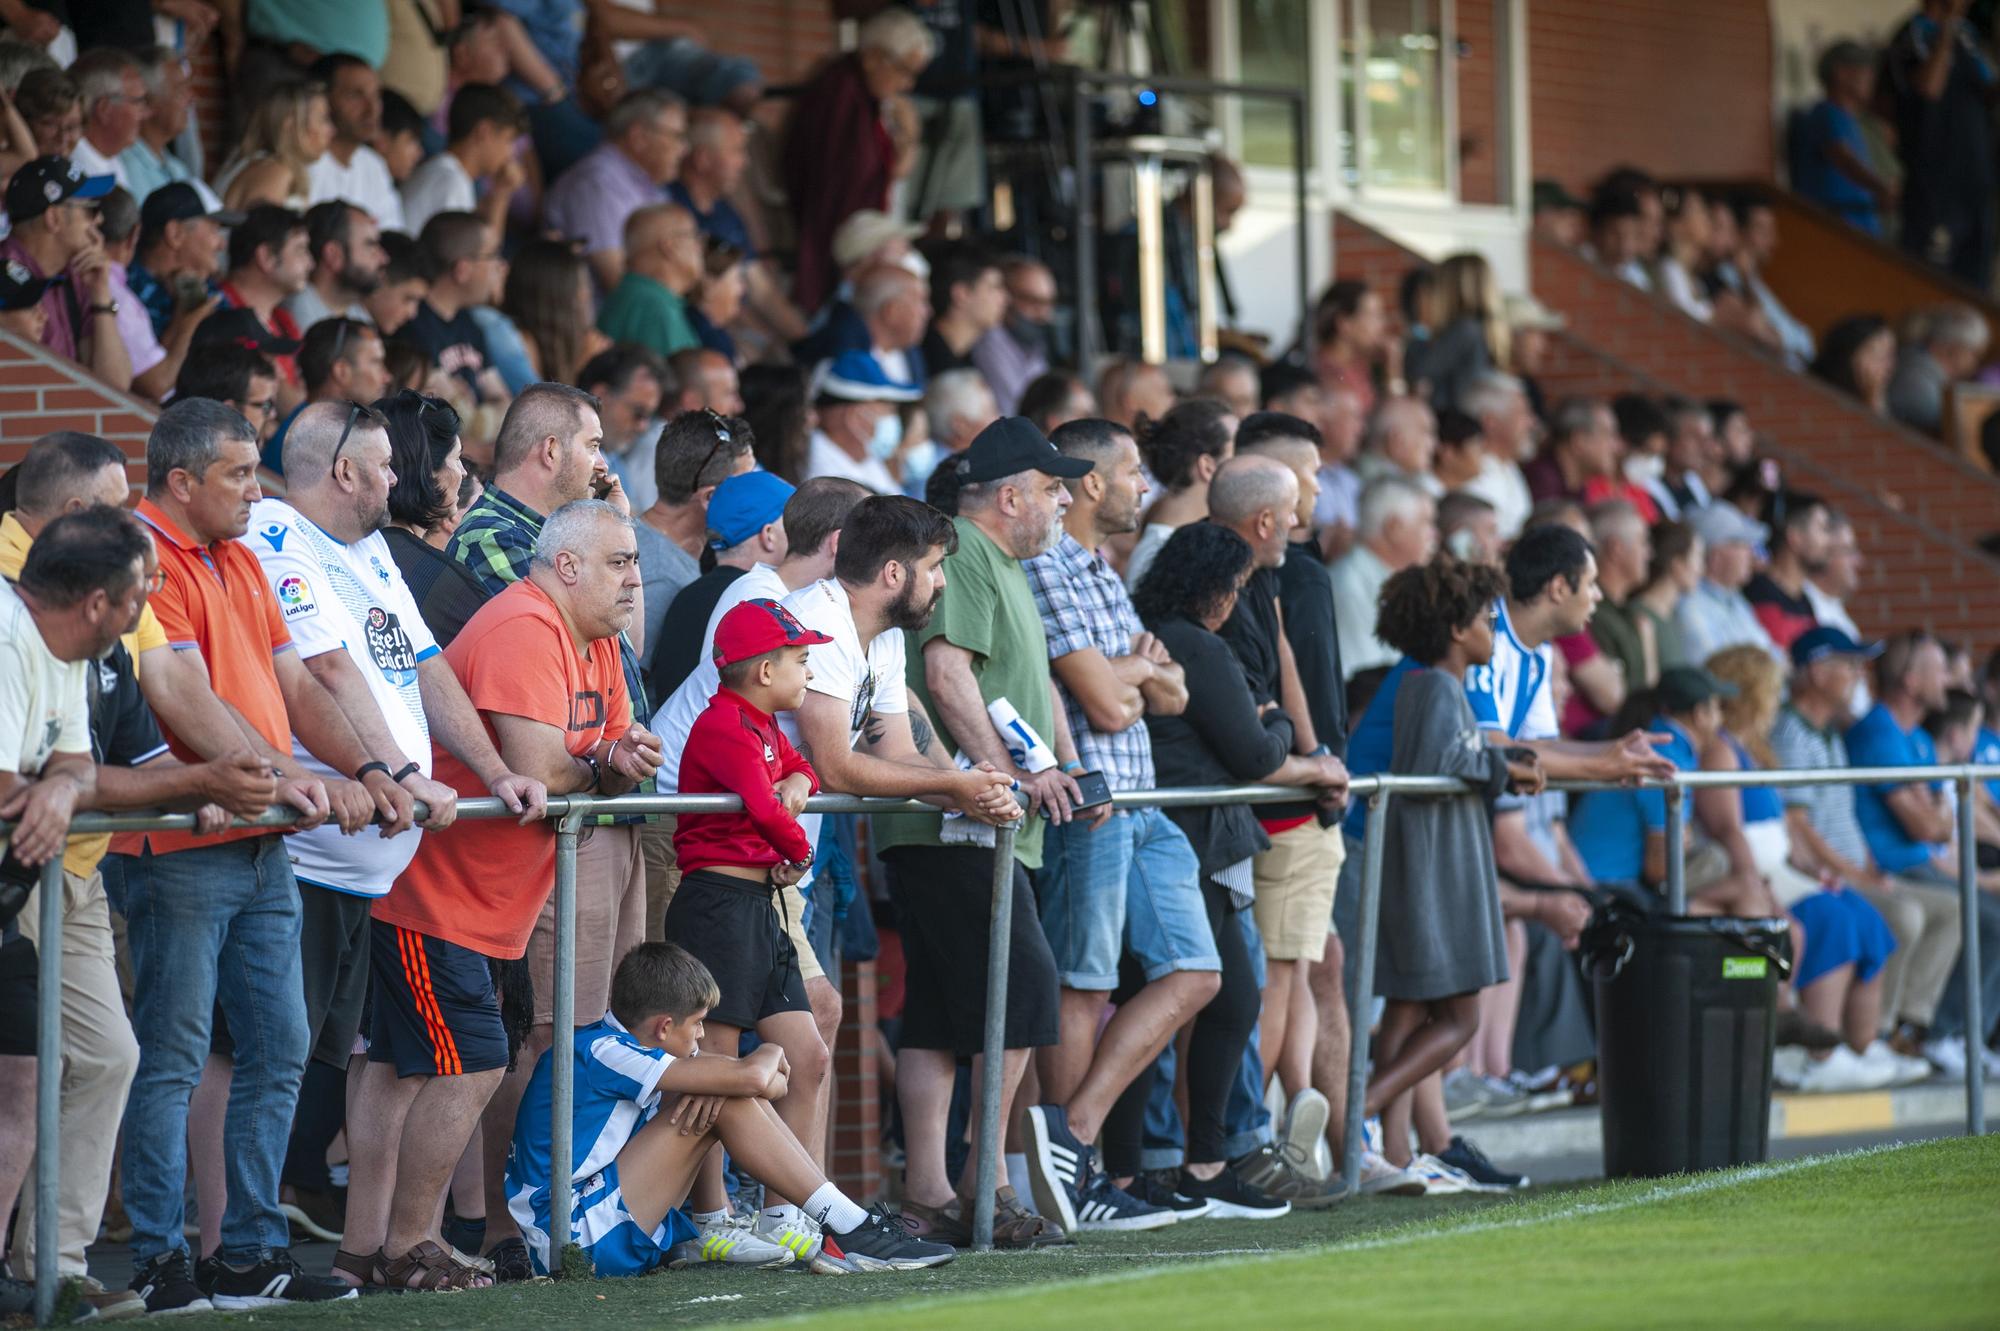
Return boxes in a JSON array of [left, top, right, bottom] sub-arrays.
[[1038, 807, 1220, 990], [1139, 908, 1272, 1168], [118, 837, 308, 1264]]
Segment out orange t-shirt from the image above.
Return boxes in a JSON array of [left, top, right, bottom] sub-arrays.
[[114, 498, 294, 857], [374, 578, 630, 959]]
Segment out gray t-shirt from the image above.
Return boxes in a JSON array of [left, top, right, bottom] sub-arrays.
[[1770, 705, 1871, 870], [633, 517, 700, 673]]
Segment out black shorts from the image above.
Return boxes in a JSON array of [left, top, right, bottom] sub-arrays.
[[0, 934, 36, 1056], [662, 869, 808, 1030], [366, 919, 508, 1078], [299, 880, 374, 1068], [882, 844, 1059, 1057]]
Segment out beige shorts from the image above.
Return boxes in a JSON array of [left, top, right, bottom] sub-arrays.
[[781, 880, 824, 984], [526, 824, 647, 1027], [1252, 821, 1346, 962]]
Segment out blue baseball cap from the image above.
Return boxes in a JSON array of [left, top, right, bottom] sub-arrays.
[[707, 470, 795, 549], [1790, 625, 1883, 669], [812, 350, 922, 404]]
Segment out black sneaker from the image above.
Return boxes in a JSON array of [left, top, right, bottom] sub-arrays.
[[207, 1250, 359, 1309], [129, 1250, 214, 1315], [1133, 1169, 1215, 1220], [1438, 1135, 1530, 1190], [1023, 1104, 1092, 1234], [483, 1237, 534, 1283], [815, 1206, 956, 1273], [1231, 1142, 1346, 1211], [194, 1255, 222, 1295], [1176, 1166, 1291, 1220], [1073, 1172, 1177, 1232]]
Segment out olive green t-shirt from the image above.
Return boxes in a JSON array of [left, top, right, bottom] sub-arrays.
[[870, 516, 1054, 869]]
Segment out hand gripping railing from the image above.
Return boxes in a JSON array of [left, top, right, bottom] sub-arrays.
[[9, 765, 1995, 1325]]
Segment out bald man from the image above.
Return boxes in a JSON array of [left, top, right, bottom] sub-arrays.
[[598, 202, 706, 359], [1097, 358, 1175, 432]]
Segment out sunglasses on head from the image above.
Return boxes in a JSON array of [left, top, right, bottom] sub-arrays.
[[329, 400, 363, 477], [693, 409, 734, 482]]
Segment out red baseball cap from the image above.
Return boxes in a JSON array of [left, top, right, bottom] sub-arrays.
[[713, 598, 834, 669]]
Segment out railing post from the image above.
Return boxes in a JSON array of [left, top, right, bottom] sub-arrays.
[[1664, 783, 1687, 915], [1956, 775, 1985, 1137], [33, 856, 61, 1329], [1341, 792, 1388, 1198], [970, 821, 1018, 1253], [548, 807, 584, 1275]]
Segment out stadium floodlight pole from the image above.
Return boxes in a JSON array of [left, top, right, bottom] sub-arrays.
[[1664, 784, 1688, 915], [970, 819, 1019, 1253], [1340, 791, 1389, 1200], [548, 805, 587, 1276], [1956, 776, 1985, 1136], [33, 857, 61, 1330]]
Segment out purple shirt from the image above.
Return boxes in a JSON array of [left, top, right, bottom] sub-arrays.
[[0, 237, 79, 360], [544, 144, 663, 271], [110, 262, 165, 377], [970, 325, 1047, 416]]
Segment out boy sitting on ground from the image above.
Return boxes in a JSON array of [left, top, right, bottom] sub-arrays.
[[505, 942, 953, 1276]]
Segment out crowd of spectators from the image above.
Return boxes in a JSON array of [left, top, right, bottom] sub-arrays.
[[0, 0, 1996, 1322]]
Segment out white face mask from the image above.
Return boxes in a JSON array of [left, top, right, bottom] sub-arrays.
[[898, 250, 930, 280], [867, 410, 903, 460], [1446, 527, 1483, 562], [899, 437, 940, 486], [1624, 452, 1666, 486]]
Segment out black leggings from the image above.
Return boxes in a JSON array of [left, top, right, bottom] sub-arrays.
[[1101, 879, 1261, 1174]]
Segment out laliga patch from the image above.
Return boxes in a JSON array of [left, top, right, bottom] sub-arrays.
[[276, 575, 318, 620]]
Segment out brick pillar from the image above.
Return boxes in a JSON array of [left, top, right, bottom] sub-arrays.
[[829, 959, 883, 1201]]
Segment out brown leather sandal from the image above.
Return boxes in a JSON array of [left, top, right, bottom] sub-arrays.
[[331, 1247, 393, 1292], [382, 1240, 493, 1291]]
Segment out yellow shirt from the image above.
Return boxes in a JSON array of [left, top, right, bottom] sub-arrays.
[[1, 510, 170, 875]]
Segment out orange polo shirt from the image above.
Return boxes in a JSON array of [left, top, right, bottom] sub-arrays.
[[113, 497, 295, 856]]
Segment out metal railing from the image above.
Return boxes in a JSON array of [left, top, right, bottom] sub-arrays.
[[13, 765, 1996, 1325]]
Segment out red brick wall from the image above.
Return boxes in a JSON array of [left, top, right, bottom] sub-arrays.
[[830, 958, 884, 1202], [0, 334, 157, 494], [1528, 0, 1774, 195], [1456, 0, 1499, 207]]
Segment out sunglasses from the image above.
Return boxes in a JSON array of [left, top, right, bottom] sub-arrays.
[[693, 409, 734, 483], [329, 399, 363, 477]]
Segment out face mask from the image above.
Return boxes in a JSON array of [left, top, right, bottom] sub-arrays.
[[1446, 527, 1483, 562], [899, 438, 940, 487], [1624, 453, 1665, 486], [898, 250, 930, 280], [1007, 315, 1050, 356], [866, 410, 902, 460]]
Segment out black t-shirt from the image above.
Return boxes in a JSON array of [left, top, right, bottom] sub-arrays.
[[88, 639, 168, 769], [1217, 564, 1282, 706], [649, 564, 748, 701], [1280, 541, 1348, 757], [381, 526, 489, 648], [400, 303, 491, 400], [1889, 16, 1998, 195], [921, 326, 975, 379]]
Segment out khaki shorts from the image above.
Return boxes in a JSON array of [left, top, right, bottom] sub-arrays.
[[527, 824, 647, 1027], [1252, 821, 1346, 962], [780, 880, 823, 983]]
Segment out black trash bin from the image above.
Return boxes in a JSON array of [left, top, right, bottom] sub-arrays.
[[1583, 907, 1793, 1178]]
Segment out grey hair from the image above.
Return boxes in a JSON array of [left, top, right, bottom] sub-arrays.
[[1361, 397, 1432, 454], [858, 6, 937, 62], [147, 397, 256, 492], [607, 88, 684, 139], [1925, 303, 1989, 354], [1207, 454, 1296, 526], [532, 499, 634, 568], [923, 369, 994, 439], [954, 470, 1027, 513], [1356, 474, 1433, 540], [134, 45, 181, 99], [1587, 498, 1646, 548], [1458, 371, 1525, 420], [70, 47, 142, 114], [0, 39, 55, 95], [686, 105, 740, 151], [854, 264, 918, 318]]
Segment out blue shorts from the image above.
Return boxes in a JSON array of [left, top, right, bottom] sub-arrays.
[[520, 1159, 700, 1277], [366, 920, 509, 1078], [1790, 888, 1897, 990], [1037, 806, 1220, 990]]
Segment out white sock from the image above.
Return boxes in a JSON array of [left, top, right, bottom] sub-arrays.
[[691, 1208, 729, 1225], [802, 1184, 867, 1234], [761, 1202, 802, 1226]]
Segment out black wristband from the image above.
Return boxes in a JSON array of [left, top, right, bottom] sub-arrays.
[[391, 761, 421, 783], [354, 761, 391, 782], [578, 753, 602, 793]]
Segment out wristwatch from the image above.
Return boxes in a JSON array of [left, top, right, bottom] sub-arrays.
[[87, 301, 119, 316]]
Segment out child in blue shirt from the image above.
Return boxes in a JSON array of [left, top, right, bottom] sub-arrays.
[[505, 942, 952, 1277]]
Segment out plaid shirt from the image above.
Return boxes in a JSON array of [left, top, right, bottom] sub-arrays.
[[1025, 532, 1154, 791]]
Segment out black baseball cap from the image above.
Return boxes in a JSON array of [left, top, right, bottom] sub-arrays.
[[0, 258, 54, 312], [1658, 665, 1739, 712], [5, 156, 114, 224], [191, 307, 301, 357], [958, 417, 1093, 484], [138, 182, 245, 244]]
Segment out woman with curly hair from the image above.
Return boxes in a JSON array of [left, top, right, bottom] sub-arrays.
[[217, 81, 333, 211], [1122, 397, 1238, 591], [374, 390, 488, 645], [1113, 524, 1348, 1217], [1362, 555, 1541, 1190]]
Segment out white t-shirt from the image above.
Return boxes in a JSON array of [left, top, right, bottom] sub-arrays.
[[248, 499, 440, 895], [309, 145, 408, 232], [399, 152, 475, 237], [70, 137, 130, 191], [1123, 521, 1177, 592], [804, 431, 898, 495], [0, 577, 88, 790], [651, 561, 789, 791]]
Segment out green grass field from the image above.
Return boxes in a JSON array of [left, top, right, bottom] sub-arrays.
[[83, 1137, 2000, 1331]]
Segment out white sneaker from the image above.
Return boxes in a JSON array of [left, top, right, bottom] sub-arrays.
[[1356, 1150, 1427, 1196], [668, 1211, 799, 1268], [1772, 1045, 1810, 1090], [1408, 1153, 1497, 1195], [1282, 1088, 1330, 1177], [1923, 1036, 1972, 1078], [752, 1209, 824, 1263], [1441, 1068, 1489, 1122], [1792, 1045, 1896, 1093], [1858, 1040, 1932, 1086]]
